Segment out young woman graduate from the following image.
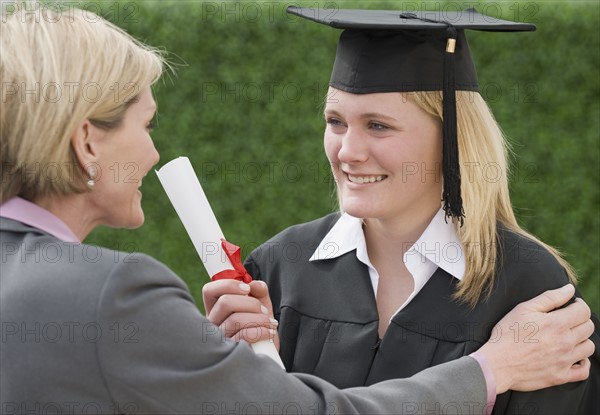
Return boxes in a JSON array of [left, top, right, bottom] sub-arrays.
[[203, 7, 599, 414]]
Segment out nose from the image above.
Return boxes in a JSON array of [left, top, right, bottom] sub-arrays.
[[151, 146, 160, 167], [337, 128, 369, 164]]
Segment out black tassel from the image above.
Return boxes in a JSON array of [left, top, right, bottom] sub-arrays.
[[442, 26, 465, 226]]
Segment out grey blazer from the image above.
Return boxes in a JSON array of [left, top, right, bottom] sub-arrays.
[[0, 217, 487, 414]]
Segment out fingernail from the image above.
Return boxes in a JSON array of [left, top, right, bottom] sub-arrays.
[[261, 305, 269, 314], [239, 283, 250, 293], [268, 329, 277, 336], [270, 318, 279, 326]]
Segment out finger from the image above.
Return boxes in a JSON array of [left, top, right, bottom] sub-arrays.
[[549, 297, 592, 329], [249, 280, 269, 300], [571, 319, 595, 344], [249, 280, 274, 315], [570, 339, 595, 366], [565, 357, 591, 383], [202, 280, 251, 314], [220, 313, 278, 338], [524, 284, 575, 313], [208, 294, 268, 326], [232, 327, 279, 344]]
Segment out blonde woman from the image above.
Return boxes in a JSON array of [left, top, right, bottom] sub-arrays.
[[204, 7, 599, 415], [3, 3, 595, 412]]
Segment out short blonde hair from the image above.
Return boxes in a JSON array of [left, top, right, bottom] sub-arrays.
[[0, 2, 166, 203]]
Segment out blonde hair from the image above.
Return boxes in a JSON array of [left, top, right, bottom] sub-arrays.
[[405, 90, 577, 306], [0, 2, 166, 203]]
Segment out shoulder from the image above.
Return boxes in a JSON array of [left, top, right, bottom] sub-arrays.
[[99, 248, 193, 308], [0, 217, 188, 298], [493, 225, 571, 300], [61, 241, 187, 294], [498, 225, 557, 263], [245, 212, 341, 265], [266, 212, 341, 245], [244, 213, 342, 286], [497, 225, 566, 277], [259, 212, 341, 249]]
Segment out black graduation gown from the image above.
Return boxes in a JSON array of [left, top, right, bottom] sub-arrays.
[[245, 213, 599, 415]]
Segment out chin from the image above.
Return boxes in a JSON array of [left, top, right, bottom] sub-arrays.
[[341, 201, 380, 220], [128, 219, 145, 230], [130, 213, 145, 229], [124, 206, 145, 229]]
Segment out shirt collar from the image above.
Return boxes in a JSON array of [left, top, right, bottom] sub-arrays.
[[309, 213, 364, 261], [404, 208, 465, 280], [0, 197, 80, 243], [309, 208, 465, 281]]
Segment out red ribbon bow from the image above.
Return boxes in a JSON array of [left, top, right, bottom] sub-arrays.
[[211, 239, 253, 284]]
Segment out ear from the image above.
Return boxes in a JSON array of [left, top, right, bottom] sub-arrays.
[[70, 119, 101, 175]]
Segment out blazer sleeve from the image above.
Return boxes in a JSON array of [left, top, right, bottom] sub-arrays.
[[96, 253, 489, 414]]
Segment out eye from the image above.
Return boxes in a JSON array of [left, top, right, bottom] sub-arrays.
[[325, 117, 347, 134], [326, 117, 344, 126], [368, 121, 389, 131]]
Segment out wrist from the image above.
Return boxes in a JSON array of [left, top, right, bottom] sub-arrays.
[[477, 342, 512, 394], [469, 350, 497, 414]]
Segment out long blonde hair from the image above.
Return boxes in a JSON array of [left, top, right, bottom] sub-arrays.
[[0, 2, 166, 203], [406, 90, 576, 306]]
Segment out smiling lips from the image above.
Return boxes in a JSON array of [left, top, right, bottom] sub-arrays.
[[347, 174, 387, 184]]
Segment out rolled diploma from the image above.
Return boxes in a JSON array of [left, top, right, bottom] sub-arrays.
[[156, 156, 284, 368]]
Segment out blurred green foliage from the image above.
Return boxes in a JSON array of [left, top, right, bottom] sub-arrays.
[[86, 1, 599, 314]]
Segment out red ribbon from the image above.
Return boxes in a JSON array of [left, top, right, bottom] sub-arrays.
[[211, 239, 253, 284]]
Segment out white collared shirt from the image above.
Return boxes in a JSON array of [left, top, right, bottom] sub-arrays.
[[309, 208, 466, 322]]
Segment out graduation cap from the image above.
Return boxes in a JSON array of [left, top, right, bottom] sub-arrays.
[[287, 6, 535, 225]]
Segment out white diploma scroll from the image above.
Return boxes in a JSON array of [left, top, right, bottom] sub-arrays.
[[156, 157, 284, 369]]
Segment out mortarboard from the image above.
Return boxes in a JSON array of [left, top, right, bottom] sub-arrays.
[[287, 6, 535, 225]]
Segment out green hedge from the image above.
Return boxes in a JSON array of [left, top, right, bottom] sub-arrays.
[[86, 1, 599, 314]]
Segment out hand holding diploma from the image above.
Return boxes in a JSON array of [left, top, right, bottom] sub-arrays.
[[202, 278, 281, 353], [156, 157, 284, 368]]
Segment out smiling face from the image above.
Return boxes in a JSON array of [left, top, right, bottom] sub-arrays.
[[89, 87, 159, 229], [324, 88, 443, 223]]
